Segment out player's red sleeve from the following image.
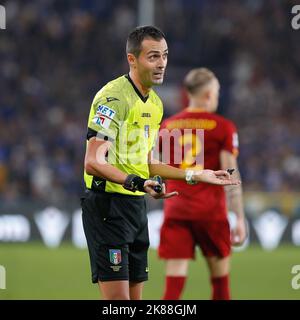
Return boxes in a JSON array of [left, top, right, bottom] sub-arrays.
[[222, 120, 239, 157]]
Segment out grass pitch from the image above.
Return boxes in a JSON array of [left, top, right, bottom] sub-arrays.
[[0, 243, 299, 300]]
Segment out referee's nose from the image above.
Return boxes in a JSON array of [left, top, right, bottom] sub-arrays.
[[158, 55, 167, 70]]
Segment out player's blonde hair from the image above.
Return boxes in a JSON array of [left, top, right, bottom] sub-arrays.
[[184, 68, 216, 94]]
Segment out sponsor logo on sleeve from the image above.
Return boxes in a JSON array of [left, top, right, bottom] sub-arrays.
[[93, 105, 116, 129], [96, 105, 116, 119]]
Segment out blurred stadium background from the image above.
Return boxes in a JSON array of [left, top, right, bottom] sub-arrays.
[[0, 0, 300, 299]]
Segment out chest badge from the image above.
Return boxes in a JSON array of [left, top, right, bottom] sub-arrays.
[[144, 125, 150, 138]]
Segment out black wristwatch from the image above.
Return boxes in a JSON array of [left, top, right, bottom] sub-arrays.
[[123, 174, 146, 192]]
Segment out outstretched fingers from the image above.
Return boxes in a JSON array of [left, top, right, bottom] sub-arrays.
[[214, 170, 231, 179], [161, 191, 179, 199], [219, 178, 241, 186]]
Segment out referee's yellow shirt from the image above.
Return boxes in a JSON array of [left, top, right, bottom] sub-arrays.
[[84, 74, 163, 195]]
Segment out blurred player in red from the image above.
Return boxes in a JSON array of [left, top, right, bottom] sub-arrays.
[[158, 68, 247, 300]]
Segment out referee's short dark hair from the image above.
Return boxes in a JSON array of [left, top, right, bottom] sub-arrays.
[[126, 26, 166, 57]]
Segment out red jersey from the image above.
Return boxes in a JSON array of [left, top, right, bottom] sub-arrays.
[[161, 110, 239, 221]]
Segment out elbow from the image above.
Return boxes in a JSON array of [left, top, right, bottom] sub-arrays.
[[84, 159, 95, 175], [85, 155, 107, 176], [85, 144, 109, 175]]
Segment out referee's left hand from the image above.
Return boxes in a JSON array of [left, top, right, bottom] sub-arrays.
[[143, 180, 178, 199], [193, 169, 241, 186]]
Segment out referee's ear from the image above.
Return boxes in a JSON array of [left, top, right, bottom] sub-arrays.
[[127, 53, 137, 69]]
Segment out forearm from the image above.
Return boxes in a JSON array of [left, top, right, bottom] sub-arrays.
[[228, 191, 244, 218], [85, 138, 128, 184], [149, 153, 240, 186], [85, 160, 127, 184], [148, 160, 186, 180], [220, 151, 244, 218], [225, 183, 245, 219]]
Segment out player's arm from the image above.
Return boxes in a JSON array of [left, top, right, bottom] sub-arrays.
[[85, 137, 127, 184], [148, 154, 241, 186], [220, 150, 247, 245], [85, 137, 176, 199], [85, 96, 128, 184]]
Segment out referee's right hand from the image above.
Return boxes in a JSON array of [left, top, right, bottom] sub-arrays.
[[143, 180, 178, 199]]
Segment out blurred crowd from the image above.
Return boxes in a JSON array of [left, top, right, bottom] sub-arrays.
[[0, 0, 299, 205]]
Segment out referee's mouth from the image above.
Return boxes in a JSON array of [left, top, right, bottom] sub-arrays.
[[153, 72, 164, 81]]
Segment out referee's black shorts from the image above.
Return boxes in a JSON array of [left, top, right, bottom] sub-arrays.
[[81, 189, 149, 283]]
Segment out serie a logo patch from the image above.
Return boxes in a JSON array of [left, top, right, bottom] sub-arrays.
[[109, 249, 122, 272]]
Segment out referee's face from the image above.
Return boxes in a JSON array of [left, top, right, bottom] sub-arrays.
[[135, 38, 168, 87]]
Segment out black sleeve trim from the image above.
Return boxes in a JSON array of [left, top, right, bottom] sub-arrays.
[[87, 128, 97, 140], [86, 128, 114, 142]]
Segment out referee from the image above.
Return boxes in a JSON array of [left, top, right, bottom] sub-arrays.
[[81, 26, 240, 300]]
